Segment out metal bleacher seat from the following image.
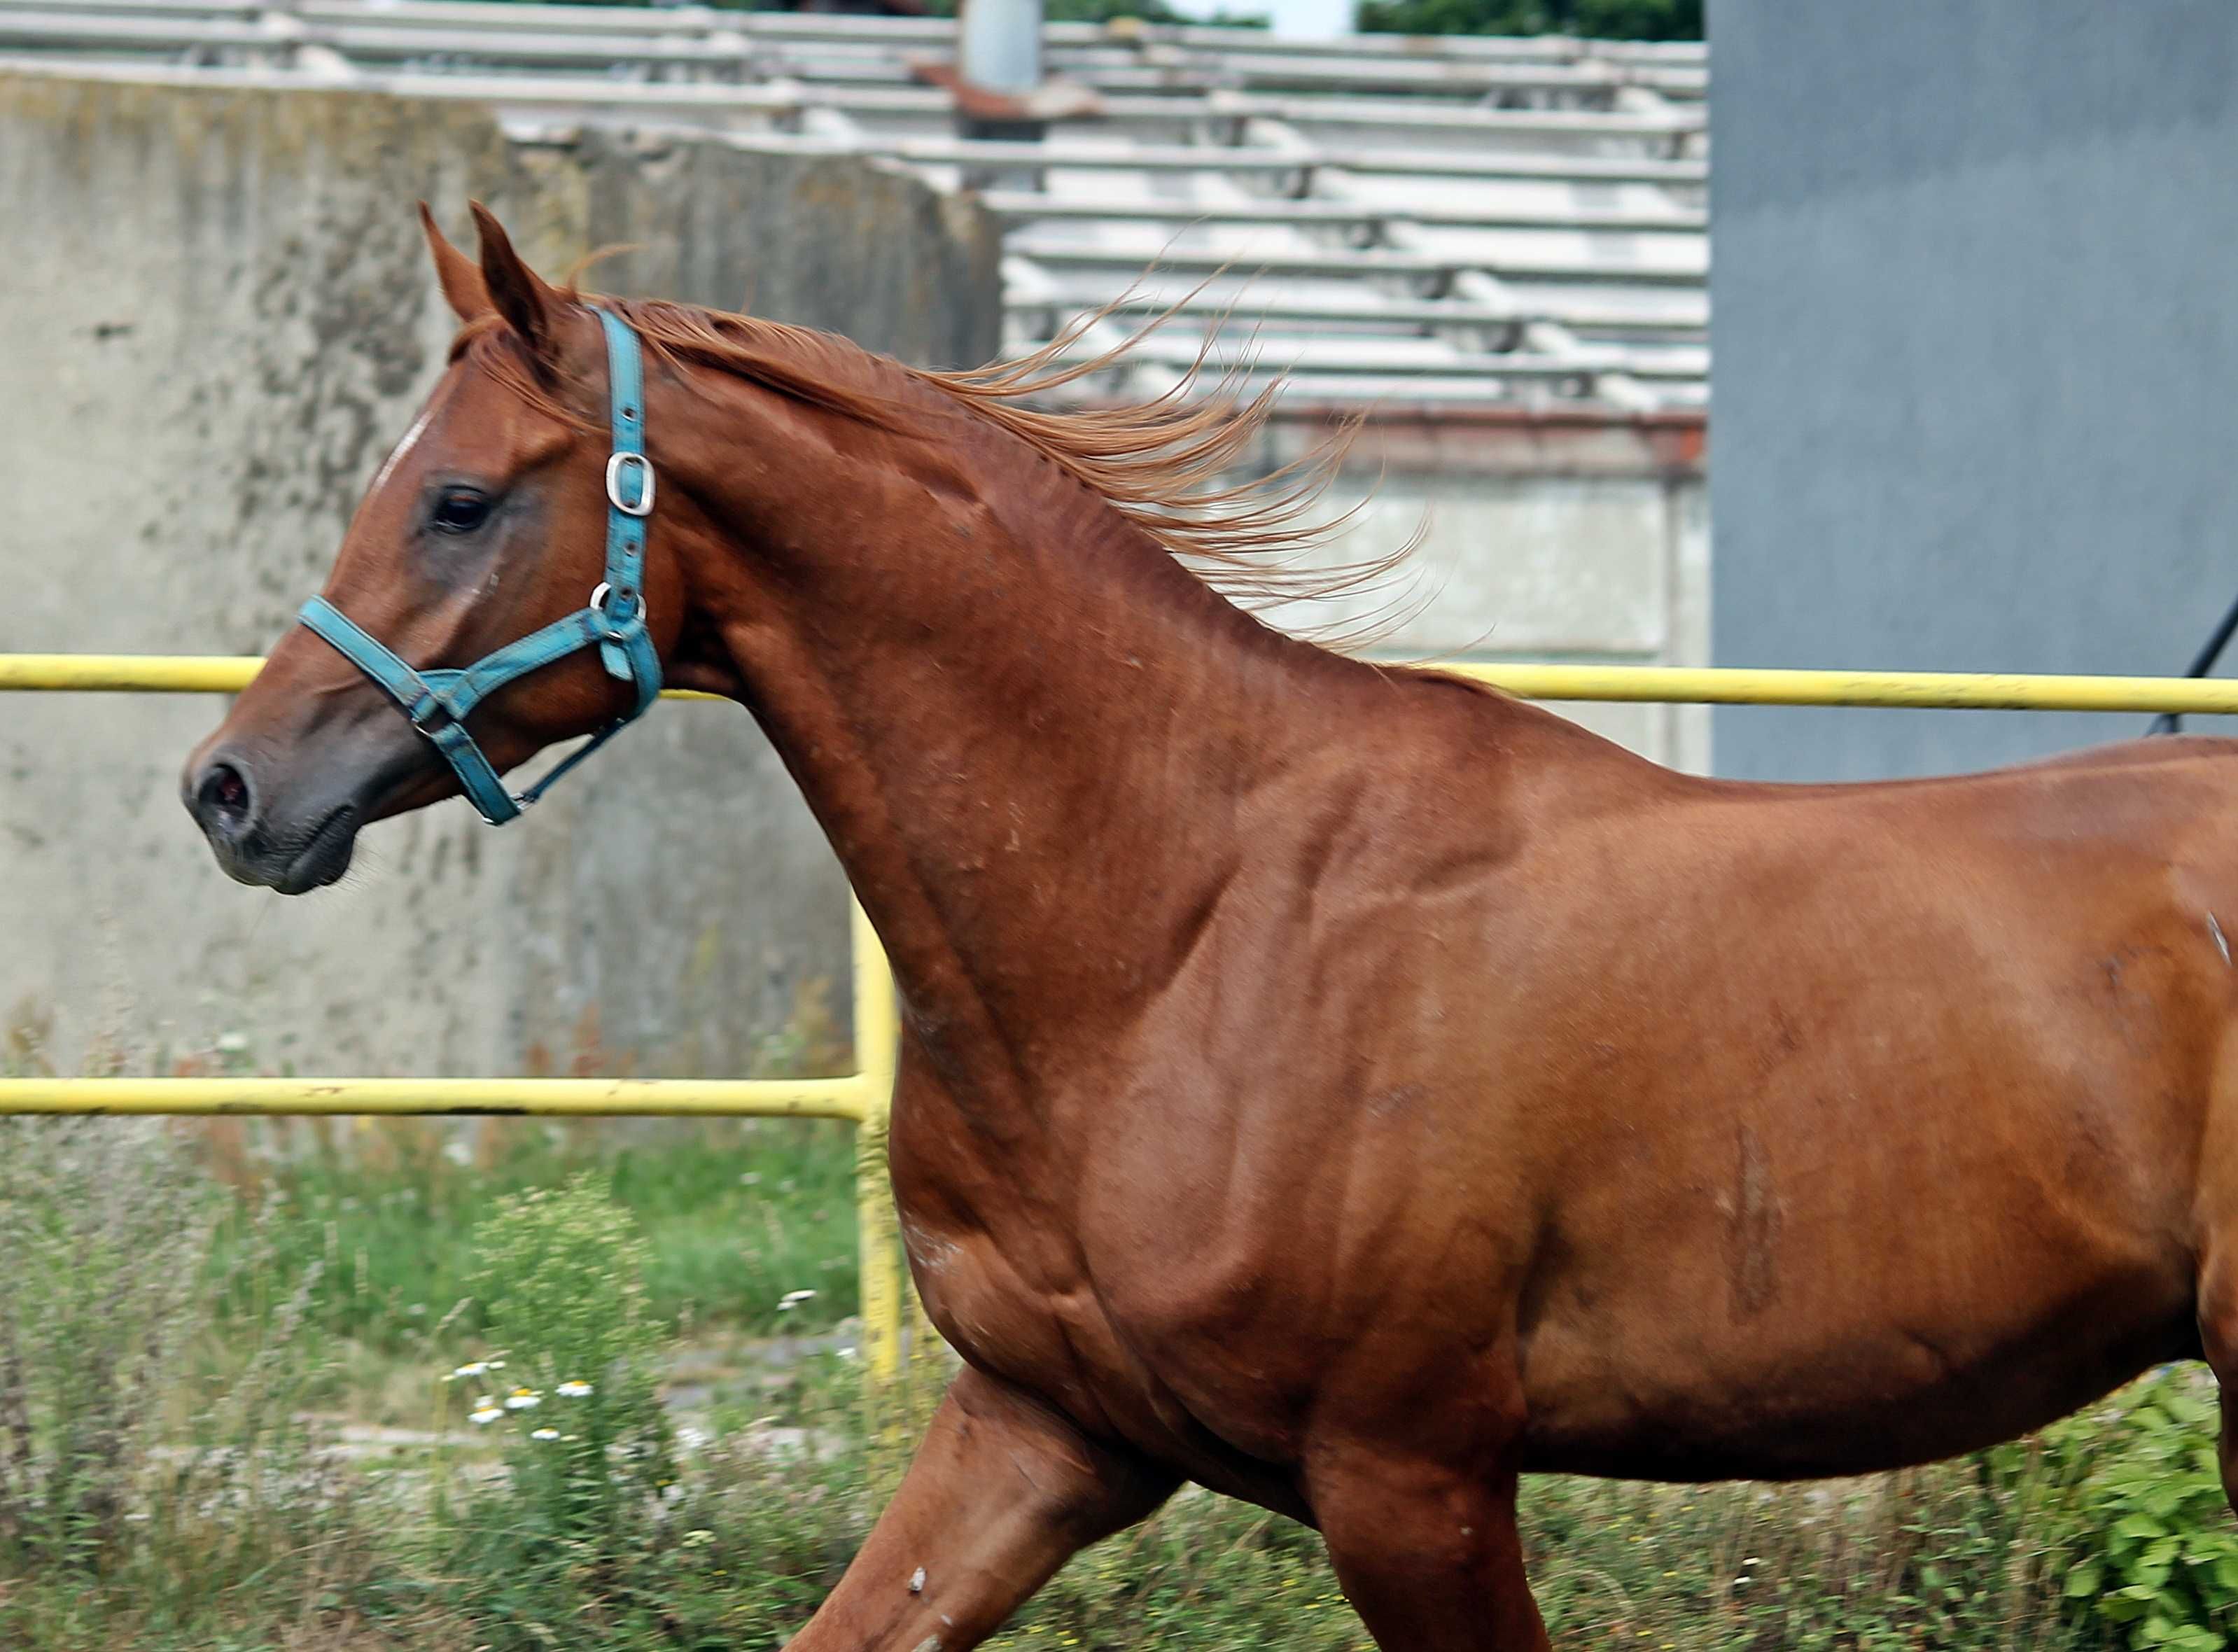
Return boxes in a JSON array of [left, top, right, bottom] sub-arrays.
[[0, 0, 1709, 412]]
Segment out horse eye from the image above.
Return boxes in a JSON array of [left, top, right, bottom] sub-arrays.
[[429, 487, 492, 536]]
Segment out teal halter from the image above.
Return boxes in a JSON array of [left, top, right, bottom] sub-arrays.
[[297, 309, 662, 825]]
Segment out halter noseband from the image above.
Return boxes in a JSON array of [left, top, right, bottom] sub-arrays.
[[297, 309, 663, 825]]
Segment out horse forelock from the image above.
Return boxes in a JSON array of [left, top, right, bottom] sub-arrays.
[[447, 312, 594, 432]]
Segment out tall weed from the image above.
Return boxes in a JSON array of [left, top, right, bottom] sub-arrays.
[[0, 1118, 216, 1567]]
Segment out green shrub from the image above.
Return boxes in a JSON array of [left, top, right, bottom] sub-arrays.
[[463, 1173, 678, 1532], [2055, 1367, 2238, 1651], [438, 1173, 683, 1646], [1355, 0, 1701, 42]]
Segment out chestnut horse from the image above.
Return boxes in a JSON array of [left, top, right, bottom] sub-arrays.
[[185, 206, 2238, 1648]]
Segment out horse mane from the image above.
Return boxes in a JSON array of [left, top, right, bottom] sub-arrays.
[[453, 288, 1418, 641]]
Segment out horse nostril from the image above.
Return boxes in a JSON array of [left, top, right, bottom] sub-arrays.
[[197, 761, 252, 826]]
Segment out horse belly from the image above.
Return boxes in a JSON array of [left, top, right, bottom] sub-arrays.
[[1513, 1175, 2200, 1480], [1498, 846, 2232, 1480]]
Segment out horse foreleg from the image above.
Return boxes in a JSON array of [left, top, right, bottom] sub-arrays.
[[787, 1366, 1175, 1651], [1308, 1448, 1552, 1651]]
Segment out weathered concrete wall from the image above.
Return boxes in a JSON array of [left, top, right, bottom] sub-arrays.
[[0, 71, 1698, 1079], [0, 72, 1000, 1075], [561, 128, 998, 372], [1266, 407, 1712, 772]]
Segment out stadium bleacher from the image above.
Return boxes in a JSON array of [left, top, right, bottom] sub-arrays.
[[0, 0, 1709, 410]]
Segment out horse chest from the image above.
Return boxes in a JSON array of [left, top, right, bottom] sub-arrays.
[[895, 1197, 1141, 1421], [893, 1156, 1315, 1474]]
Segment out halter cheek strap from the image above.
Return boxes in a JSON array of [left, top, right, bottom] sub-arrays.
[[297, 309, 663, 825]]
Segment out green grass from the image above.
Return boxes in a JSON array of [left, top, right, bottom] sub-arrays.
[[205, 1117, 860, 1353], [0, 1114, 2229, 1651], [0, 1349, 2141, 1652]]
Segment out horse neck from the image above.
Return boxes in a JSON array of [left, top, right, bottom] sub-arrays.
[[670, 376, 1360, 1102]]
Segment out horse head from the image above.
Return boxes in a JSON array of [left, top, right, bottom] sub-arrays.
[[182, 204, 699, 891]]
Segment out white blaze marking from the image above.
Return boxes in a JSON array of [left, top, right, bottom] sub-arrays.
[[2211, 913, 2230, 967], [369, 406, 435, 497]]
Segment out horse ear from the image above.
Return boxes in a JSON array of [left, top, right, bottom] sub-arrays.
[[418, 202, 490, 323], [469, 201, 557, 367]]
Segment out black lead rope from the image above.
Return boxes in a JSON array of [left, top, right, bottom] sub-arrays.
[[2149, 585, 2238, 736]]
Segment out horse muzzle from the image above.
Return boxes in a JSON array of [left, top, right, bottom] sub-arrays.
[[183, 745, 370, 894]]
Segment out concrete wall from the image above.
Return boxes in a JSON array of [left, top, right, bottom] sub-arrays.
[[1711, 0, 2238, 781], [1268, 407, 1712, 773], [0, 71, 1701, 1079], [0, 72, 1000, 1076]]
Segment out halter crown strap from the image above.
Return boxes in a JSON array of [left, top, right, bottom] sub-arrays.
[[297, 307, 664, 825]]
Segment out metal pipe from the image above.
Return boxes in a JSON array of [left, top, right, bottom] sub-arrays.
[[850, 899, 908, 1424], [724, 132, 1708, 186], [2148, 587, 2238, 736], [0, 653, 722, 697], [21, 652, 2238, 715], [0, 1074, 873, 1119], [1433, 662, 2238, 714], [957, 0, 1040, 95], [0, 659, 918, 1424]]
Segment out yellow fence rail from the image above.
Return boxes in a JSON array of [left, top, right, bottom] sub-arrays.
[[15, 650, 2238, 712], [0, 1076, 870, 1119], [1440, 663, 2238, 715], [6, 648, 2237, 1410]]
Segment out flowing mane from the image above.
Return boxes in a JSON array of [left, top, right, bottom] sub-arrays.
[[454, 291, 1417, 637]]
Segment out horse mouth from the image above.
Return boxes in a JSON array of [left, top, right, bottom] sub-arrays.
[[253, 802, 361, 896]]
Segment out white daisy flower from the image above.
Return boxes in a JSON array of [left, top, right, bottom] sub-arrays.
[[777, 1289, 818, 1312], [505, 1388, 543, 1410], [556, 1380, 594, 1399], [530, 1427, 560, 1441], [470, 1406, 503, 1426], [447, 1361, 489, 1381]]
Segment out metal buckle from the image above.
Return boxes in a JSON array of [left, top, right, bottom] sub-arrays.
[[605, 451, 655, 517], [589, 581, 645, 628]]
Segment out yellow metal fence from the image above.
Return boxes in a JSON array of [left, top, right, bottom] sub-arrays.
[[7, 649, 2238, 1408], [19, 652, 2238, 712]]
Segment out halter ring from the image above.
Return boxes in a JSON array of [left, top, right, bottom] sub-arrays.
[[589, 582, 643, 624], [606, 451, 655, 517]]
